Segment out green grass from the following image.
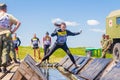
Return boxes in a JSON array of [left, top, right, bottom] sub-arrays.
[[17, 46, 113, 63]]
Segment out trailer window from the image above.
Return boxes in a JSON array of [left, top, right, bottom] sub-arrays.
[[117, 17, 120, 24]]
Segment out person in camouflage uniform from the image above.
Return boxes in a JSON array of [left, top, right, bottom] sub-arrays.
[[101, 34, 106, 47], [101, 35, 112, 58], [0, 3, 21, 72]]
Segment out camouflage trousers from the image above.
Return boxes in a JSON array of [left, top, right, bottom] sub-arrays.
[[101, 49, 107, 58], [0, 35, 2, 67], [0, 34, 16, 67]]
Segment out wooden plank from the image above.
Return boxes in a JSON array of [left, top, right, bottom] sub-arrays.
[[11, 54, 47, 80], [30, 73, 42, 80], [1, 73, 14, 80], [17, 62, 33, 80], [98, 61, 116, 79], [100, 62, 120, 80], [59, 55, 69, 66], [57, 66, 81, 80], [23, 54, 47, 80], [12, 62, 32, 80], [78, 58, 111, 80], [69, 57, 90, 74], [2, 65, 19, 80], [62, 56, 80, 70], [10, 65, 19, 72], [74, 75, 86, 80], [11, 70, 23, 80], [0, 73, 4, 79], [0, 62, 19, 80]]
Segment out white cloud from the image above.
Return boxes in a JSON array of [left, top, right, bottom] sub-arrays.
[[87, 20, 100, 26], [65, 21, 79, 27], [52, 18, 79, 27], [90, 29, 105, 33]]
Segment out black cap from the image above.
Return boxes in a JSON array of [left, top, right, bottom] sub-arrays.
[[0, 3, 7, 10], [46, 32, 49, 35]]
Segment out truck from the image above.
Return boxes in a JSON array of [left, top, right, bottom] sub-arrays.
[[106, 9, 120, 62]]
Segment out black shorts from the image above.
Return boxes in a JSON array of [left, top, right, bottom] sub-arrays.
[[33, 46, 39, 49]]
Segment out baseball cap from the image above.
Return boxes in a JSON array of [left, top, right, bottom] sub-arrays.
[[46, 32, 49, 35], [0, 3, 7, 9]]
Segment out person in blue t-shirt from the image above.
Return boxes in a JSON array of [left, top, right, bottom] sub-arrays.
[[31, 34, 41, 60], [43, 32, 51, 63], [12, 33, 21, 59], [36, 22, 82, 67]]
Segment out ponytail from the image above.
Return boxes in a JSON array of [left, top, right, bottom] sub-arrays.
[[54, 22, 66, 27], [54, 23, 61, 27]]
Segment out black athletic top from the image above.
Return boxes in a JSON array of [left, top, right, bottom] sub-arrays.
[[51, 28, 80, 45]]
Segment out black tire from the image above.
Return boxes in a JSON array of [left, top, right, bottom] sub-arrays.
[[113, 43, 120, 62]]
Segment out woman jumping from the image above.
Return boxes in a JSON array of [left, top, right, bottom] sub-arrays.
[[36, 22, 82, 67]]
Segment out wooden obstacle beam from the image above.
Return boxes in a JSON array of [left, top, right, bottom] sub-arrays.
[[56, 66, 79, 80], [59, 55, 69, 66], [0, 63, 19, 80], [58, 55, 91, 79], [94, 60, 115, 80], [100, 62, 120, 80], [74, 75, 86, 80], [58, 55, 114, 80], [77, 58, 111, 80], [58, 55, 90, 74], [69, 57, 90, 74], [62, 55, 80, 70], [11, 54, 47, 80]]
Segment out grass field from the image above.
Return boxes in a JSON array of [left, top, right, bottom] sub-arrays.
[[17, 46, 113, 63]]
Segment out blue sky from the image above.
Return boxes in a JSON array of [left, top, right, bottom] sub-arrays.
[[1, 0, 120, 48]]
